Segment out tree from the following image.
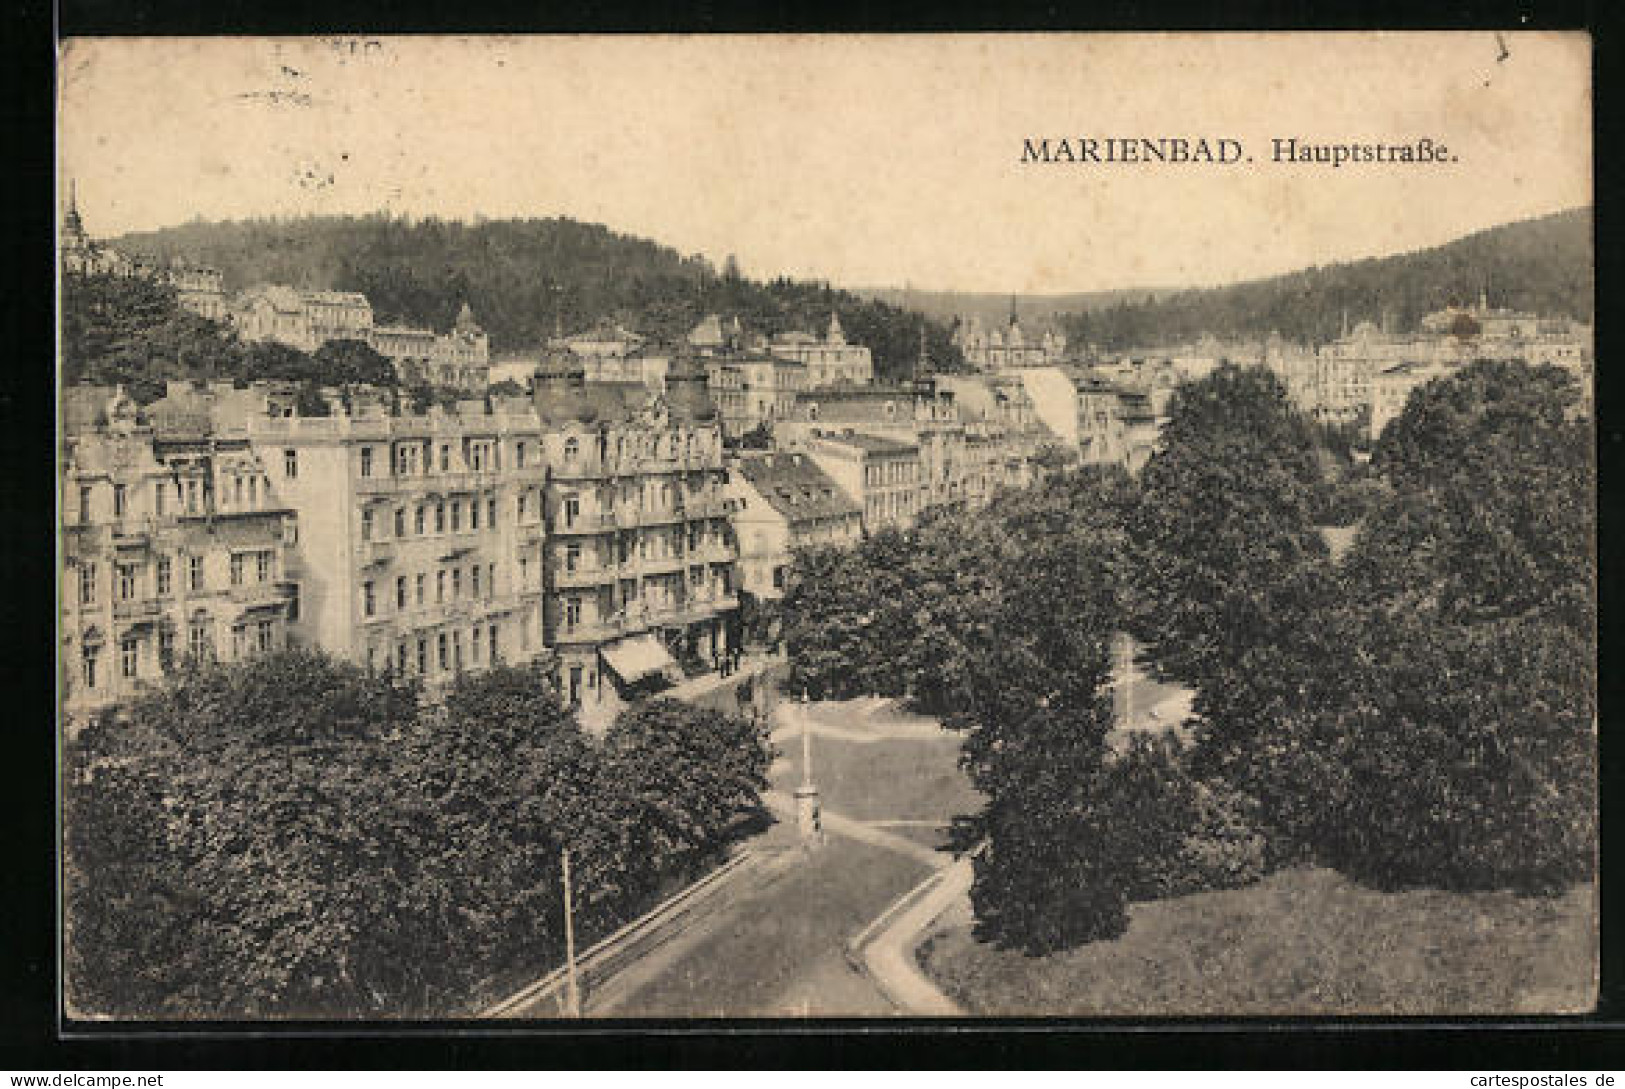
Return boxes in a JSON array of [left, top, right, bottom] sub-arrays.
[[312, 338, 399, 387], [1289, 360, 1597, 893], [1127, 365, 1340, 805], [945, 466, 1142, 952]]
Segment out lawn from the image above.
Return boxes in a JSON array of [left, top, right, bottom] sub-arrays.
[[918, 866, 1596, 1016], [772, 732, 983, 825]]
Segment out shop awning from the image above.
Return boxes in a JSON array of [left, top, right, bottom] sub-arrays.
[[601, 633, 678, 685]]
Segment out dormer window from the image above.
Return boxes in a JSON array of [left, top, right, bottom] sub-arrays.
[[564, 437, 580, 464]]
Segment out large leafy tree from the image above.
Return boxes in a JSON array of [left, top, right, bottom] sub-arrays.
[[1127, 364, 1343, 806], [1286, 360, 1597, 893], [63, 651, 773, 1018], [946, 466, 1148, 952]]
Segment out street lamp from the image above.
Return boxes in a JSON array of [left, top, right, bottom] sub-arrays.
[[560, 846, 582, 1017], [794, 687, 824, 850]]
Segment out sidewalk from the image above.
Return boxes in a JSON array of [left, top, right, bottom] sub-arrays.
[[664, 650, 785, 704]]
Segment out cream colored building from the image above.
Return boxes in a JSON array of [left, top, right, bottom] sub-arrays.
[[726, 451, 863, 601], [768, 313, 874, 388], [60, 387, 298, 718]]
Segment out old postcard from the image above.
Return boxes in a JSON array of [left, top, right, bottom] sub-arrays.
[[57, 33, 1595, 1021]]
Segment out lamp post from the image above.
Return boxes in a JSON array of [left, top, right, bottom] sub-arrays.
[[561, 846, 582, 1018], [794, 687, 824, 850]]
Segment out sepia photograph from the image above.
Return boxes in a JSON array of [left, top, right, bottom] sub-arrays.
[[55, 32, 1596, 1022]]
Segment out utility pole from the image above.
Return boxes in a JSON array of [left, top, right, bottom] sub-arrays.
[[561, 846, 582, 1017]]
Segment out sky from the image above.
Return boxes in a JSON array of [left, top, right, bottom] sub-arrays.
[[57, 33, 1592, 295]]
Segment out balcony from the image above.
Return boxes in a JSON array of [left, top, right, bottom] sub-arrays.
[[355, 470, 491, 497], [640, 552, 687, 576], [227, 580, 295, 608], [359, 539, 395, 567], [553, 616, 628, 644], [551, 513, 616, 537], [112, 597, 163, 622], [553, 565, 617, 589]]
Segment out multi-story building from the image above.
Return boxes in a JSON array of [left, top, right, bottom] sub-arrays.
[[60, 188, 229, 322], [370, 303, 492, 393], [232, 396, 549, 685], [1368, 360, 1455, 440], [531, 354, 739, 715], [233, 285, 375, 353], [60, 386, 298, 718], [779, 383, 968, 511], [726, 451, 863, 601], [707, 355, 808, 438], [953, 308, 1068, 371], [768, 313, 874, 388], [797, 432, 922, 533]]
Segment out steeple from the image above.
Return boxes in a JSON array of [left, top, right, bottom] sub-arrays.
[[62, 178, 88, 252], [1008, 295, 1018, 328], [915, 321, 929, 384], [826, 310, 845, 345]]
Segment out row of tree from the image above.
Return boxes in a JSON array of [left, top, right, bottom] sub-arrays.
[[109, 214, 970, 379], [781, 359, 1595, 953], [64, 651, 772, 1018]]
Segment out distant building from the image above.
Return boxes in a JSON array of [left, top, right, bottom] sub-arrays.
[[725, 451, 863, 601], [370, 303, 492, 393], [796, 431, 923, 533], [60, 386, 298, 717], [59, 187, 229, 322], [779, 384, 967, 511], [233, 285, 375, 353], [953, 304, 1067, 370], [768, 312, 874, 388], [707, 355, 808, 438]]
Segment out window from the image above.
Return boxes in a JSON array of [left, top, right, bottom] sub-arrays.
[[564, 496, 579, 528], [394, 507, 406, 537], [155, 482, 166, 518], [488, 623, 500, 664], [396, 576, 407, 609], [256, 619, 274, 654], [416, 637, 428, 675], [470, 444, 486, 472], [363, 581, 376, 617], [437, 570, 446, 603], [453, 630, 464, 670], [78, 563, 96, 606], [284, 449, 298, 478], [230, 553, 246, 587], [565, 542, 581, 572], [518, 493, 529, 520], [565, 597, 582, 628], [256, 552, 273, 582], [450, 502, 461, 532], [488, 563, 496, 597], [415, 506, 427, 535], [452, 568, 462, 599], [470, 566, 481, 597], [117, 563, 138, 601], [78, 485, 91, 523], [360, 447, 374, 478], [437, 633, 448, 671], [158, 627, 175, 671], [415, 573, 425, 606], [516, 442, 527, 469], [396, 643, 408, 674], [113, 484, 127, 518], [362, 508, 376, 542], [156, 557, 172, 596], [81, 645, 98, 689], [188, 555, 205, 592], [564, 437, 580, 463], [439, 444, 450, 472], [435, 504, 446, 533], [773, 565, 787, 591], [488, 497, 497, 526], [470, 500, 480, 531]]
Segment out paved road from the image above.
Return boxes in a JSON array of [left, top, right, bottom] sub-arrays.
[[857, 857, 973, 1015], [494, 693, 975, 1018]]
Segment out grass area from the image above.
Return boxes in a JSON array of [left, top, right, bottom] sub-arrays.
[[773, 733, 983, 824], [918, 866, 1596, 1016]]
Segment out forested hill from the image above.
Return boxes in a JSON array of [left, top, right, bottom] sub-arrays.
[[110, 215, 967, 379], [1061, 207, 1593, 352]]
